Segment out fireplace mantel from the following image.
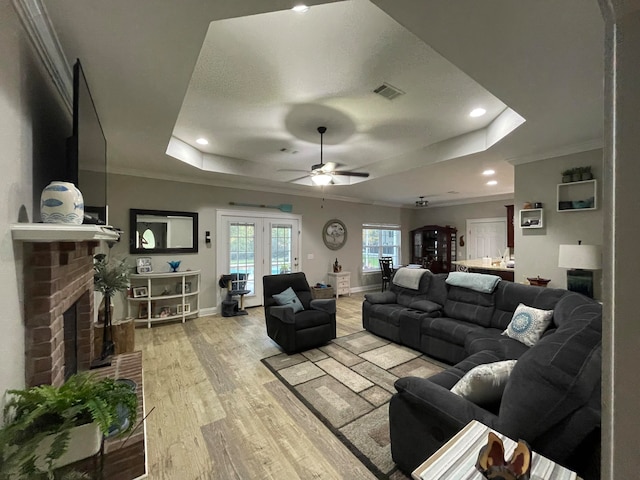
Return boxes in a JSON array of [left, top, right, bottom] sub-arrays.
[[11, 223, 119, 242]]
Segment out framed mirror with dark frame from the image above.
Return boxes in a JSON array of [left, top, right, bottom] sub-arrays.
[[129, 209, 198, 254]]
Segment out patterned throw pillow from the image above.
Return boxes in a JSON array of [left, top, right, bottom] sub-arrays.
[[272, 287, 304, 313], [450, 360, 517, 405], [502, 303, 554, 347]]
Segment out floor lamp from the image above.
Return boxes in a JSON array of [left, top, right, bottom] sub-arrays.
[[558, 242, 602, 298]]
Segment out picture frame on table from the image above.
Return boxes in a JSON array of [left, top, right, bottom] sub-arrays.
[[175, 282, 192, 294], [132, 286, 148, 298], [136, 257, 152, 274], [138, 302, 153, 319]]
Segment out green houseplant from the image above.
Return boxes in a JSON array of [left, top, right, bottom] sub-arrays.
[[93, 253, 130, 359], [0, 373, 137, 479], [561, 168, 573, 183]]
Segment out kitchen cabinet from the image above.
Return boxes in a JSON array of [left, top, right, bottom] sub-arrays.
[[410, 225, 457, 274], [505, 205, 514, 248]]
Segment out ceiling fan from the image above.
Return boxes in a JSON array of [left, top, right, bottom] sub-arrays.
[[287, 126, 370, 186]]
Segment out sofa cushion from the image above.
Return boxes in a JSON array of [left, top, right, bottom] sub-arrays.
[[273, 287, 304, 313], [502, 303, 554, 347], [498, 307, 602, 453], [446, 271, 501, 293], [428, 350, 505, 390], [450, 360, 518, 405], [491, 282, 566, 330], [422, 316, 484, 346], [364, 291, 397, 304], [426, 273, 449, 306], [552, 292, 602, 329], [443, 285, 495, 327], [408, 299, 441, 314], [465, 329, 530, 360]]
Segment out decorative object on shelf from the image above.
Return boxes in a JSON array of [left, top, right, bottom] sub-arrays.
[[323, 218, 347, 250], [229, 201, 293, 213], [522, 202, 533, 209], [333, 258, 342, 273], [136, 256, 152, 274], [475, 432, 531, 480], [167, 260, 181, 272], [459, 235, 465, 247], [40, 181, 84, 224], [534, 202, 543, 208], [558, 241, 602, 298], [0, 373, 137, 477], [93, 254, 130, 360], [176, 281, 192, 294], [527, 276, 551, 287], [561, 166, 594, 183]]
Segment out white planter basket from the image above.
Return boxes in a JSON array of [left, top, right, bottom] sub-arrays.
[[35, 422, 102, 470]]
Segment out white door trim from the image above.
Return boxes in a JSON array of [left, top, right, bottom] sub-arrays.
[[216, 208, 303, 306], [465, 217, 507, 260]]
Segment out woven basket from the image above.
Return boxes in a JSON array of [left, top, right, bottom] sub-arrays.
[[311, 286, 335, 299]]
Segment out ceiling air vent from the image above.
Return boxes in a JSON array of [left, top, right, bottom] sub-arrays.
[[373, 82, 405, 100]]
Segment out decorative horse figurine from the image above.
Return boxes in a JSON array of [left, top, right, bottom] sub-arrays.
[[475, 432, 532, 480]]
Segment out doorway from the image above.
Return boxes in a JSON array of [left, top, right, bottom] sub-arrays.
[[465, 218, 507, 260], [217, 210, 301, 308]]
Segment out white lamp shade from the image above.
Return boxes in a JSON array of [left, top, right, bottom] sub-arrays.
[[558, 244, 602, 270], [311, 173, 332, 186]]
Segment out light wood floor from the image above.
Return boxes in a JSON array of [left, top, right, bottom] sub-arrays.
[[136, 293, 389, 480]]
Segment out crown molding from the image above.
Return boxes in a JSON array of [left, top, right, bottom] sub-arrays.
[[13, 0, 72, 111], [506, 138, 603, 165]]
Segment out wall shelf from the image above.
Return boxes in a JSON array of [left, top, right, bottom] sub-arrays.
[[557, 179, 597, 212], [519, 208, 544, 229]]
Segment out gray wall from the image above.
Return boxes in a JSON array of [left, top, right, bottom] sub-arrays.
[[104, 173, 414, 317], [411, 199, 514, 261], [0, 0, 72, 396], [514, 149, 603, 296]]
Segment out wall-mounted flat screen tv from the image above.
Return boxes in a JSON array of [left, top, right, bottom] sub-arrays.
[[66, 59, 108, 224]]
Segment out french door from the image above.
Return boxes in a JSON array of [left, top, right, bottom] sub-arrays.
[[217, 210, 301, 308]]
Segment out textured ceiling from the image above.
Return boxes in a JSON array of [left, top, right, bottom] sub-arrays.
[[44, 0, 604, 207]]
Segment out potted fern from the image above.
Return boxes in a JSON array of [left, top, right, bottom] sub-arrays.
[[0, 373, 137, 478], [93, 253, 130, 359]]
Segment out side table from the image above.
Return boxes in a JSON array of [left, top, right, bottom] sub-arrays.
[[327, 271, 351, 299], [412, 420, 581, 480]]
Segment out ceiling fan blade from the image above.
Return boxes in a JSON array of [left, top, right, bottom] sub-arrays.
[[332, 171, 370, 177], [311, 161, 338, 173]]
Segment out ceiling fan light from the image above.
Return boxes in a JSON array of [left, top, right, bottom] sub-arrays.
[[312, 173, 332, 186]]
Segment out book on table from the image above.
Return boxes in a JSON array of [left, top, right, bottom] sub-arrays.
[[413, 420, 579, 480]]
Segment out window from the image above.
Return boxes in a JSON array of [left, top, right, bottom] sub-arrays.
[[362, 224, 401, 272]]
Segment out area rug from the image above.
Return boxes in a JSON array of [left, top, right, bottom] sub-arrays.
[[261, 331, 446, 479]]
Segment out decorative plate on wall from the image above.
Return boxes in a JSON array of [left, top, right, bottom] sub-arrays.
[[323, 219, 347, 250]]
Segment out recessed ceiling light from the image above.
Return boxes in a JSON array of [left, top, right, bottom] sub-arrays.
[[196, 138, 208, 145], [470, 108, 487, 118], [487, 180, 498, 186], [482, 169, 495, 176], [292, 4, 309, 13]]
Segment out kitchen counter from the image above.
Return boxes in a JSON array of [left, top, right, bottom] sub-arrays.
[[451, 259, 515, 281]]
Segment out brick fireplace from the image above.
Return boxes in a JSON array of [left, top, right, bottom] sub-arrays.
[[16, 229, 147, 479], [23, 241, 98, 387]]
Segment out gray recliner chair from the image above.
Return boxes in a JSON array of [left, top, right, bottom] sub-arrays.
[[262, 272, 336, 354]]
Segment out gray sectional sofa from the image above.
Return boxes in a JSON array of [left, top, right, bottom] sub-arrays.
[[362, 269, 602, 480]]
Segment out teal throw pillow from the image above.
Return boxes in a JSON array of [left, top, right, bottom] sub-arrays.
[[502, 303, 554, 347], [273, 287, 304, 313]]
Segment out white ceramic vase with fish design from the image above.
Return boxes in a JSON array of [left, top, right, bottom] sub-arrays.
[[40, 181, 84, 224]]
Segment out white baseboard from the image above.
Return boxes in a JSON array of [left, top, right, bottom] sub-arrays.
[[199, 306, 217, 317]]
